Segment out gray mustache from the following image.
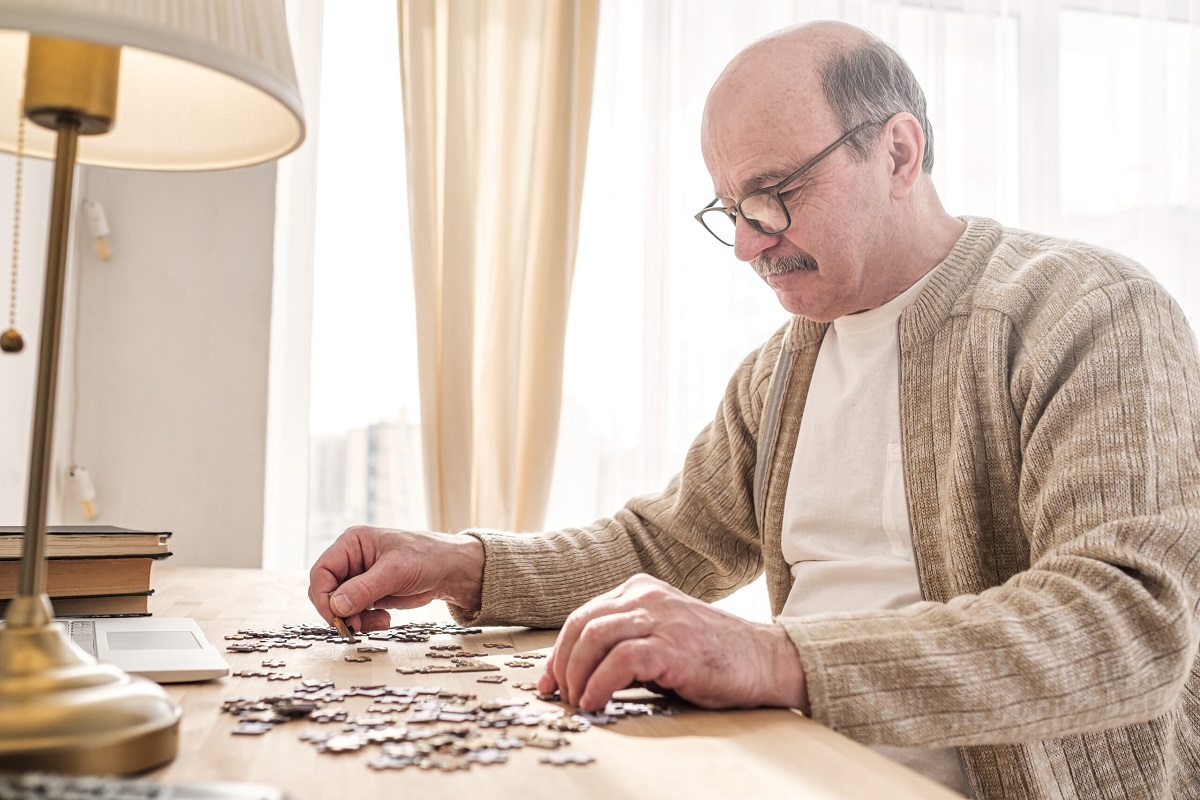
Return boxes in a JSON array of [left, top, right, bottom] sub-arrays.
[[754, 252, 818, 277]]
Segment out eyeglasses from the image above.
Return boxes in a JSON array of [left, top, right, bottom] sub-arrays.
[[694, 120, 882, 246]]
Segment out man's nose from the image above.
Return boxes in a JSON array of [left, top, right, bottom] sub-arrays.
[[733, 218, 782, 262]]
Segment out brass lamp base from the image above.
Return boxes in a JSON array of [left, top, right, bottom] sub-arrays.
[[0, 595, 180, 774]]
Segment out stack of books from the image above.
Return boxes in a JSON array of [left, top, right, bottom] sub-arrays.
[[0, 525, 172, 617]]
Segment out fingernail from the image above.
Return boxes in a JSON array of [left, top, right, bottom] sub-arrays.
[[331, 593, 352, 615]]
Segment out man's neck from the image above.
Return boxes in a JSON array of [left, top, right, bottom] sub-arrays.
[[869, 191, 966, 308]]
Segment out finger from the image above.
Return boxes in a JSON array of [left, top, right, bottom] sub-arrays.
[[548, 609, 588, 705], [357, 608, 392, 632], [306, 584, 328, 623], [371, 590, 439, 611], [309, 559, 342, 596], [309, 534, 371, 621], [548, 579, 642, 703], [540, 628, 564, 694], [537, 666, 558, 696], [329, 586, 441, 635], [309, 565, 344, 622], [562, 610, 653, 707], [329, 565, 403, 620], [551, 606, 614, 705], [578, 638, 664, 712]]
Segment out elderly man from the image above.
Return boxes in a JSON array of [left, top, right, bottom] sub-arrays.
[[309, 21, 1200, 797]]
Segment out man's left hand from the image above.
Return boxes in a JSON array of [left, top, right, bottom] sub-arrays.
[[538, 574, 810, 713]]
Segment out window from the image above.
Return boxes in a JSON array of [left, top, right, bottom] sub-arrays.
[[1057, 8, 1200, 318], [304, 0, 425, 564]]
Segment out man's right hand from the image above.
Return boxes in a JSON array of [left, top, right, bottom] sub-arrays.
[[306, 525, 485, 633]]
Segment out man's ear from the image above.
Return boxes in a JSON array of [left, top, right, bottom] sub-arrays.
[[883, 114, 924, 198]]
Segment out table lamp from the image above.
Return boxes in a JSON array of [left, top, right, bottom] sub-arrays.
[[0, 0, 304, 774]]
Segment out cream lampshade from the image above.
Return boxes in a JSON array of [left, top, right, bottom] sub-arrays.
[[0, 0, 304, 775], [0, 0, 305, 169]]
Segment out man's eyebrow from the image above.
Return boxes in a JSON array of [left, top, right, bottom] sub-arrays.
[[748, 168, 796, 189], [722, 166, 803, 200]]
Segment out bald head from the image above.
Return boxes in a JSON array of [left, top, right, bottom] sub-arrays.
[[702, 21, 934, 187], [713, 20, 875, 104]]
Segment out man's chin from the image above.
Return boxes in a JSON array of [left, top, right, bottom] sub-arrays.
[[765, 273, 835, 321]]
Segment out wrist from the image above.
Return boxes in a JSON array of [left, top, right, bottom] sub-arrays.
[[758, 622, 810, 714], [437, 532, 484, 612]]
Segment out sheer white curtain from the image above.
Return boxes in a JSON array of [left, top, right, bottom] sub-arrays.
[[547, 0, 1200, 618]]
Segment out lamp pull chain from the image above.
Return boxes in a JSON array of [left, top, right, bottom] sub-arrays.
[[1, 110, 25, 353]]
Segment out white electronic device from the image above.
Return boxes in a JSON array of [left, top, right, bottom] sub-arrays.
[[61, 616, 230, 683]]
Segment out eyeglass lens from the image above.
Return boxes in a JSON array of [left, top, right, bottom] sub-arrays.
[[741, 194, 789, 232], [699, 193, 789, 245]]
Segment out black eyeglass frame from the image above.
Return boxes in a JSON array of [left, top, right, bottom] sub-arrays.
[[694, 119, 887, 246]]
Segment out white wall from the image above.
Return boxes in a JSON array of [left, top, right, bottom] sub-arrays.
[[0, 155, 51, 519], [1, 153, 49, 525], [1, 162, 279, 568]]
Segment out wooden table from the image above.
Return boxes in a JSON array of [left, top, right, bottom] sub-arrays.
[[147, 567, 962, 799]]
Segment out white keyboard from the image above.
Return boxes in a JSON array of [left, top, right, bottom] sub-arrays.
[[0, 772, 289, 800], [65, 619, 96, 655]]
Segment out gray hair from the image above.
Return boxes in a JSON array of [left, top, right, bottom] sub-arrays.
[[820, 39, 935, 173]]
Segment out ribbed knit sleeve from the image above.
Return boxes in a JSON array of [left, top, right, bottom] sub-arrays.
[[781, 225, 1200, 758], [450, 324, 788, 628]]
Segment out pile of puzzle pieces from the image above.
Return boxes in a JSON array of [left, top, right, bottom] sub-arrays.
[[220, 622, 676, 772]]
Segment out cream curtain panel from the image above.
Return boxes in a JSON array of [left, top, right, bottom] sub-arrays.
[[397, 0, 599, 532]]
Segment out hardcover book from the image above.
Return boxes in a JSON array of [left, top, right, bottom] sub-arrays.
[[0, 591, 153, 617], [0, 525, 171, 558], [0, 554, 169, 599]]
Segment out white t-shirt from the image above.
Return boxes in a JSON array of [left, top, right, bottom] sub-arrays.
[[780, 267, 967, 794]]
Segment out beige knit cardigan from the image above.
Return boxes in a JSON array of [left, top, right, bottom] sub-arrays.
[[458, 216, 1200, 799]]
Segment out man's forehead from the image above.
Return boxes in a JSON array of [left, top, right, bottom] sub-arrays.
[[701, 94, 833, 199], [701, 44, 834, 194]]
